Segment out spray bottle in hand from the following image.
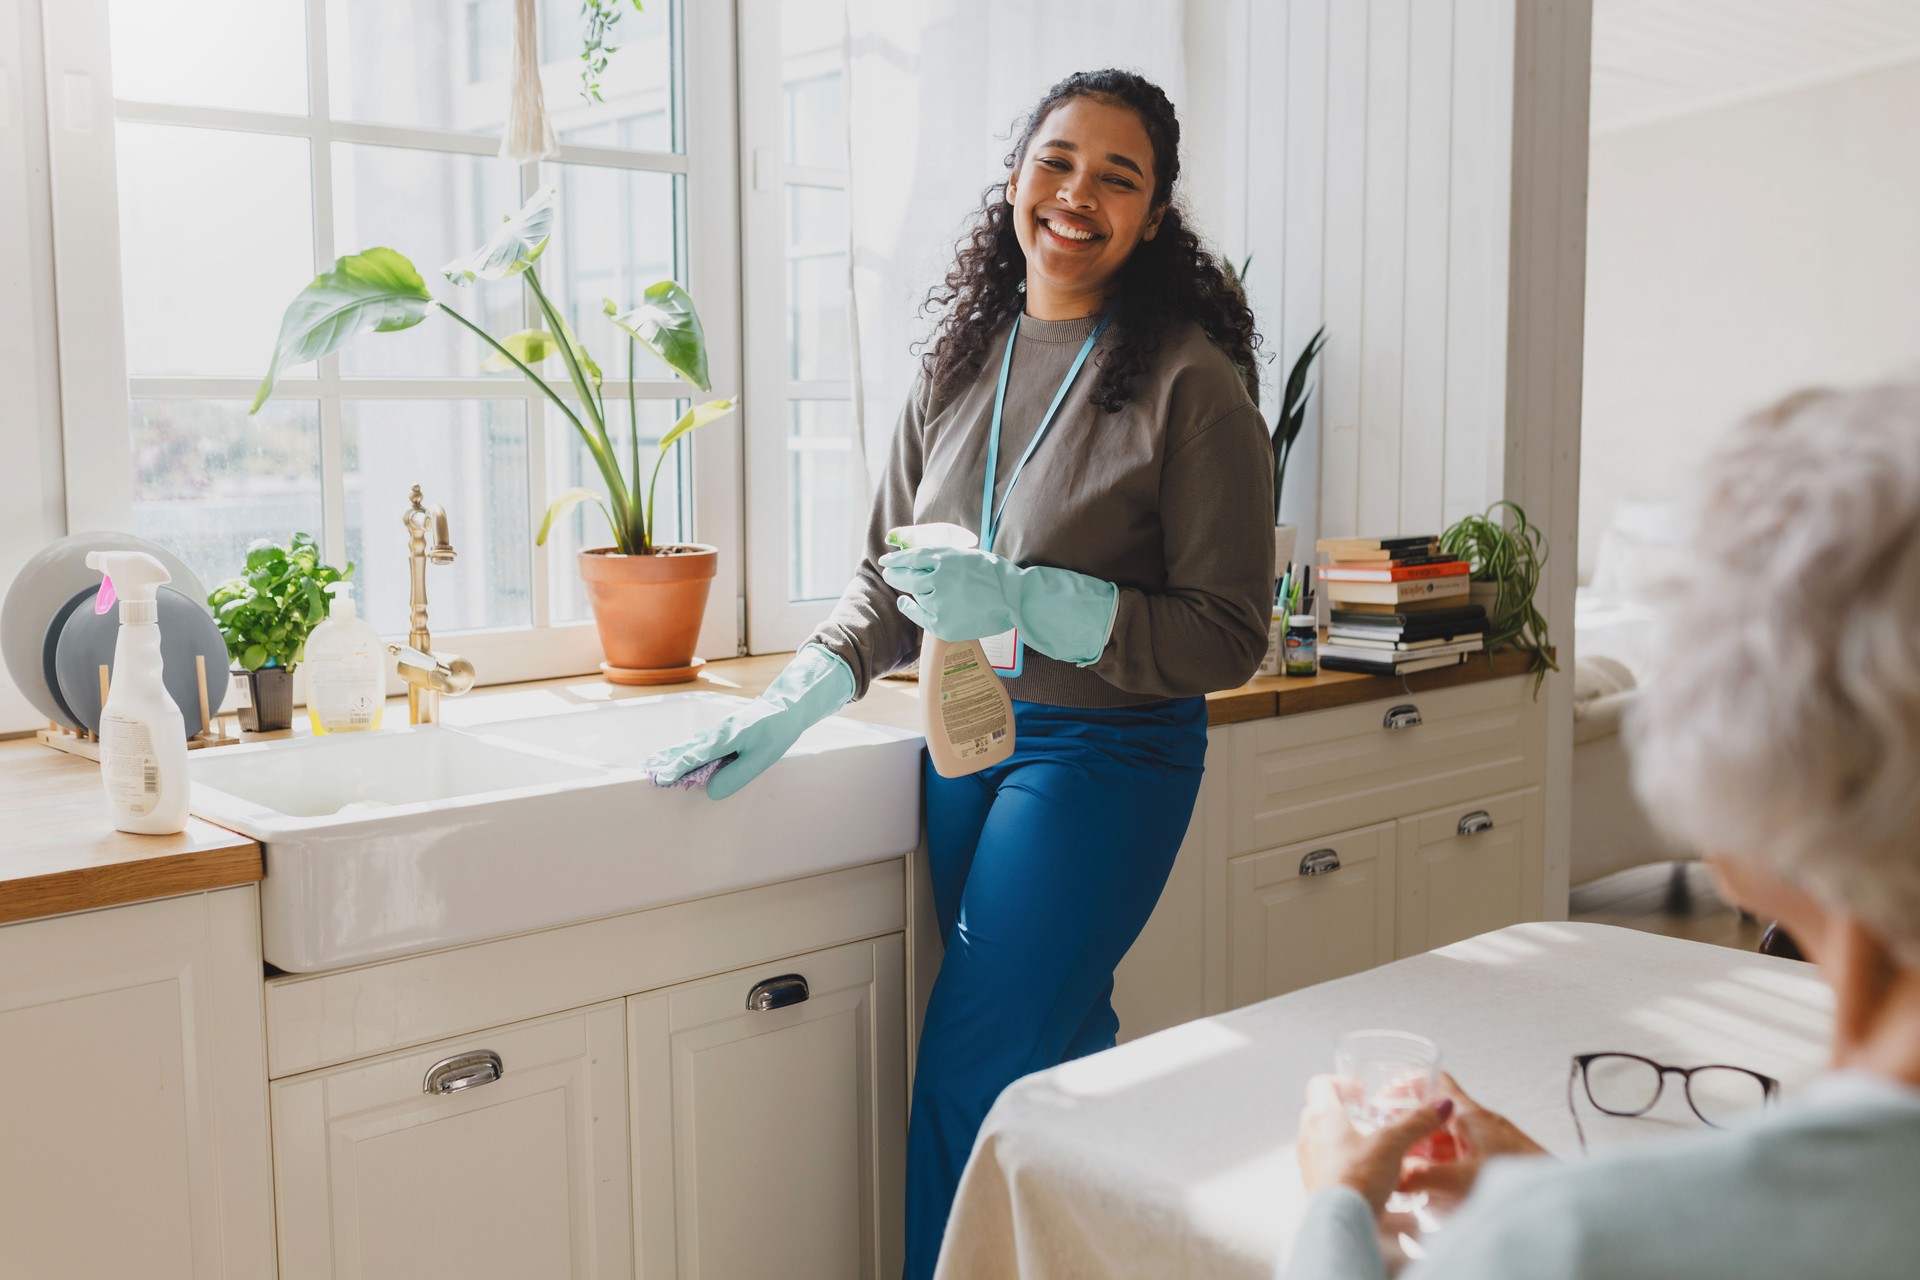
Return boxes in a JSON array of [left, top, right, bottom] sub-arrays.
[[886, 523, 1015, 778], [85, 551, 190, 835]]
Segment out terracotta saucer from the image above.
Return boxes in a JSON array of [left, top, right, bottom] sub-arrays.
[[600, 657, 707, 687]]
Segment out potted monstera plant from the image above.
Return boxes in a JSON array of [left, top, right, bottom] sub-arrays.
[[251, 187, 736, 683]]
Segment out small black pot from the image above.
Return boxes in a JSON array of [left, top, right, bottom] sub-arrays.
[[234, 666, 295, 733]]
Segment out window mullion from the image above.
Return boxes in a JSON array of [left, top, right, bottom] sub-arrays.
[[306, 0, 349, 573], [521, 159, 553, 630]]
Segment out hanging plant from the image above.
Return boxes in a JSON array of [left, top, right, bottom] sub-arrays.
[[1439, 500, 1558, 693]]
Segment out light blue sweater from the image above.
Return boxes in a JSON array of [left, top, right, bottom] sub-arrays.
[[1285, 1077, 1920, 1280]]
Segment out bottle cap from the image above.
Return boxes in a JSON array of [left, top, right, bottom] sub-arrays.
[[1288, 614, 1317, 627], [325, 579, 357, 618]]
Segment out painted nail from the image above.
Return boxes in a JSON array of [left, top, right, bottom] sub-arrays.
[[1435, 1098, 1455, 1122]]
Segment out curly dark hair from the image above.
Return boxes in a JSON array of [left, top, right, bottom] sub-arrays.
[[919, 68, 1262, 414]]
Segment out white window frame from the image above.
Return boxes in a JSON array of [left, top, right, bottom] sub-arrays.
[[736, 0, 856, 653], [38, 0, 744, 684]]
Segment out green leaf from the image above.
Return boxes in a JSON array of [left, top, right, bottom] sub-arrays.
[[1281, 326, 1327, 423], [547, 307, 603, 389], [536, 487, 618, 547], [440, 185, 556, 285], [252, 248, 433, 413], [481, 328, 563, 373], [241, 644, 267, 671], [657, 397, 737, 455], [606, 280, 711, 391]]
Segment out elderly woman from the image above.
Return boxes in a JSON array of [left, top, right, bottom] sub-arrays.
[[1285, 383, 1920, 1278]]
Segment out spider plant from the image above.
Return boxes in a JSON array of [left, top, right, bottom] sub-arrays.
[[1439, 499, 1558, 691], [250, 185, 735, 557]]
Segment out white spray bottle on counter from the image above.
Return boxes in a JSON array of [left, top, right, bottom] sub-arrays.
[[85, 550, 190, 834], [886, 522, 1015, 778]]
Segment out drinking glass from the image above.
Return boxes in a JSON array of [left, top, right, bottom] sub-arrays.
[[1335, 1030, 1441, 1214]]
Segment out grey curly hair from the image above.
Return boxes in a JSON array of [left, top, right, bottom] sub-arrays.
[[1628, 383, 1920, 966]]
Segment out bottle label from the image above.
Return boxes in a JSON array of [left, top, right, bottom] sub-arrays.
[[1284, 628, 1318, 676], [308, 647, 381, 730], [101, 713, 160, 817], [939, 649, 1011, 759]]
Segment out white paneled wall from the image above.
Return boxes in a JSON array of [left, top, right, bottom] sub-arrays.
[[1239, 0, 1518, 553], [1219, 0, 1589, 913]]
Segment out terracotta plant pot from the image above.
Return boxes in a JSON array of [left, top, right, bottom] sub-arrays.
[[578, 544, 718, 675]]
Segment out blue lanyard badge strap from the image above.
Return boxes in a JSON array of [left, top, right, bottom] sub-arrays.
[[980, 314, 1110, 553]]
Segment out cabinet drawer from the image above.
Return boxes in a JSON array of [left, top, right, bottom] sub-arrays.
[[271, 1001, 632, 1280], [1231, 678, 1531, 852], [1226, 822, 1397, 1008], [1396, 786, 1544, 957]]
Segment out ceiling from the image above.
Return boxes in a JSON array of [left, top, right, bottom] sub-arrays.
[[1590, 0, 1920, 132]]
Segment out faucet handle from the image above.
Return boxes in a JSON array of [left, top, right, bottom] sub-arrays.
[[390, 644, 476, 697]]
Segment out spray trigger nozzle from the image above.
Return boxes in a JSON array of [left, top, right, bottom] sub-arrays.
[[95, 576, 117, 615]]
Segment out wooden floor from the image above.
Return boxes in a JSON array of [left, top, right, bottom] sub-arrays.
[[1569, 860, 1766, 953]]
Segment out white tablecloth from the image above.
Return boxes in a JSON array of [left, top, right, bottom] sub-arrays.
[[935, 922, 1831, 1279]]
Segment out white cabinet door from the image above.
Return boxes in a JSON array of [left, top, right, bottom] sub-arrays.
[[1396, 786, 1545, 956], [271, 1002, 631, 1280], [630, 934, 907, 1280], [1225, 822, 1398, 1008], [0, 887, 276, 1280]]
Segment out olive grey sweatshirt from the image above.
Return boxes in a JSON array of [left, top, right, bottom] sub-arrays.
[[806, 312, 1275, 709]]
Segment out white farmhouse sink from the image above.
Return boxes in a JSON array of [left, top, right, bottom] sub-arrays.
[[189, 693, 923, 973]]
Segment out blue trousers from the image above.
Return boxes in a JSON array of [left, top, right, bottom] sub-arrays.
[[903, 696, 1208, 1279]]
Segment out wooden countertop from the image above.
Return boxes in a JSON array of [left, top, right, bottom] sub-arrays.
[[0, 747, 262, 927], [0, 644, 1538, 926]]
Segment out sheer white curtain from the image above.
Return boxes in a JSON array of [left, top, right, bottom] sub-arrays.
[[842, 1, 1189, 503]]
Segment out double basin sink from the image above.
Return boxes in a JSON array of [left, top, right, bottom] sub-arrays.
[[188, 693, 923, 973]]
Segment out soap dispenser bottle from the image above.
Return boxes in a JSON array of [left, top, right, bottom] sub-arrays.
[[85, 550, 190, 835], [305, 580, 386, 734]]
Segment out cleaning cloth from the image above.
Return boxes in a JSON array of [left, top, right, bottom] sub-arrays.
[[650, 752, 737, 791]]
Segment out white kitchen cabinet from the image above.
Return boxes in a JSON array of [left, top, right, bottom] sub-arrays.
[[0, 887, 276, 1280], [1112, 675, 1549, 1028], [629, 934, 907, 1280], [1226, 822, 1399, 1006], [270, 1001, 633, 1280], [1396, 786, 1545, 956]]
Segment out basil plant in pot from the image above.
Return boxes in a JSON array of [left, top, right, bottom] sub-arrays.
[[207, 533, 351, 732], [251, 186, 737, 682]]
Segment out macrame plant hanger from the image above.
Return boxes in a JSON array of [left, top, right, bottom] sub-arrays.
[[501, 0, 558, 162]]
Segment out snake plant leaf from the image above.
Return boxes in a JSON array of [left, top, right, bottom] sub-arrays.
[[1277, 326, 1327, 443], [481, 328, 562, 373], [441, 185, 556, 285], [605, 281, 711, 391], [536, 486, 618, 547], [250, 248, 433, 412]]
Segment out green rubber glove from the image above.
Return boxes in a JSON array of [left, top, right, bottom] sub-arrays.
[[643, 645, 855, 800], [877, 545, 1118, 667]]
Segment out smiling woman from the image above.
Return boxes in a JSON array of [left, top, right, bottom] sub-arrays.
[[644, 66, 1276, 1280]]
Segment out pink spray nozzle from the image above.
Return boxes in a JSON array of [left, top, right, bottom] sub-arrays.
[[95, 575, 117, 615]]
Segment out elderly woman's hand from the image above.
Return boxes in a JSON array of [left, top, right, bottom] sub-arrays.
[[1296, 1075, 1455, 1213], [1398, 1073, 1549, 1207]]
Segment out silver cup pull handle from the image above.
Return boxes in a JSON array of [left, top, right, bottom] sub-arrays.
[[746, 974, 811, 1012], [1383, 703, 1423, 730], [1299, 848, 1341, 876], [424, 1049, 503, 1095], [1458, 810, 1495, 837]]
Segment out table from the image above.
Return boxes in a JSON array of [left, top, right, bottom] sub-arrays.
[[935, 922, 1831, 1279]]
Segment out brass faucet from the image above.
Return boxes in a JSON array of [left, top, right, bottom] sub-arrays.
[[394, 484, 476, 725]]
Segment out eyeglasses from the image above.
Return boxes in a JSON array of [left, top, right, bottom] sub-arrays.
[[1567, 1052, 1780, 1150]]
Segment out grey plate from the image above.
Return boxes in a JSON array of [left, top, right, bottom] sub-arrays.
[[54, 585, 230, 737], [40, 587, 95, 728], [1, 531, 207, 729]]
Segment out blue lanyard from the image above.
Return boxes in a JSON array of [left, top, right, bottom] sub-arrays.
[[980, 314, 1109, 553]]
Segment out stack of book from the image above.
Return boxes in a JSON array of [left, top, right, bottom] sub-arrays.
[[1315, 536, 1486, 676]]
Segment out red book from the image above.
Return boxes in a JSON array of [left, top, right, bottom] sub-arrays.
[[1317, 560, 1471, 583]]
